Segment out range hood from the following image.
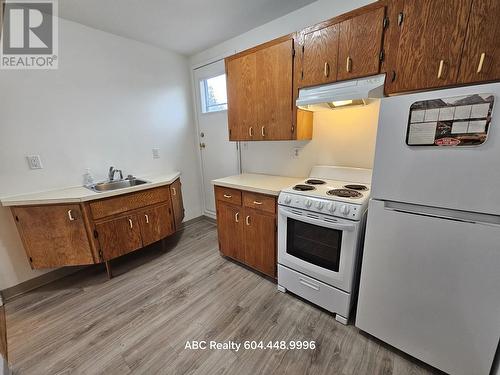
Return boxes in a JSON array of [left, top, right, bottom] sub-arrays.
[[296, 74, 385, 111]]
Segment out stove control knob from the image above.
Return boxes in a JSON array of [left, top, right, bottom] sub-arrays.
[[305, 199, 312, 208], [316, 201, 324, 210], [340, 205, 350, 215], [327, 202, 336, 213], [284, 195, 292, 204]]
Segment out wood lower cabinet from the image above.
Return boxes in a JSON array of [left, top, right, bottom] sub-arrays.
[[139, 204, 175, 247], [243, 208, 276, 278], [96, 215, 143, 261], [215, 186, 277, 278], [458, 0, 500, 84], [11, 204, 94, 268], [10, 181, 184, 276], [216, 202, 244, 261], [0, 294, 7, 363], [169, 178, 185, 230]]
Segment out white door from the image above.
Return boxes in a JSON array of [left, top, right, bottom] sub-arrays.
[[193, 60, 239, 217]]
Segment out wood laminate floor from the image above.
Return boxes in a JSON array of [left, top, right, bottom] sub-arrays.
[[5, 218, 440, 375]]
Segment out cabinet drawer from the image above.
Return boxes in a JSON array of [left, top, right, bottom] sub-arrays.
[[90, 187, 170, 220], [215, 186, 242, 206], [243, 192, 276, 214]]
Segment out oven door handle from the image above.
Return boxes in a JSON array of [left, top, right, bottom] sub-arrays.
[[280, 209, 356, 231]]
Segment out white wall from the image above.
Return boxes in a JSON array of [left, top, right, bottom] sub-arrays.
[[0, 19, 202, 290], [190, 0, 374, 67], [190, 0, 379, 179], [241, 102, 380, 177]]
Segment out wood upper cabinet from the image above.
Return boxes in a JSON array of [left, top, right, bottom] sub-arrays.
[[11, 204, 95, 268], [389, 0, 473, 93], [337, 6, 385, 81], [226, 37, 312, 141], [138, 204, 175, 247], [216, 201, 244, 261], [301, 23, 339, 87], [226, 52, 257, 141], [243, 209, 276, 278], [256, 39, 294, 140], [96, 215, 143, 261], [458, 0, 500, 84], [169, 178, 185, 230]]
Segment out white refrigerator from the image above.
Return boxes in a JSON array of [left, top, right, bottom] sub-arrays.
[[356, 83, 500, 375]]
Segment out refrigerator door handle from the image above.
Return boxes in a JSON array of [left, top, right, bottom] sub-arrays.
[[382, 200, 500, 228]]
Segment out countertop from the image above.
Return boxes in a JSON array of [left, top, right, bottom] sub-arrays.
[[212, 173, 303, 196], [0, 172, 181, 207]]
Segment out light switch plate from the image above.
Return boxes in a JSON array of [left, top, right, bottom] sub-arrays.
[[26, 155, 43, 169], [152, 148, 160, 159]]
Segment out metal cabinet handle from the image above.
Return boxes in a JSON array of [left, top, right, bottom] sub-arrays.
[[245, 215, 250, 226], [235, 212, 239, 223], [223, 194, 232, 199], [128, 218, 133, 229], [172, 187, 176, 196], [346, 57, 352, 73], [67, 210, 75, 221], [437, 60, 445, 79], [261, 126, 265, 137], [253, 201, 263, 205], [249, 127, 254, 137], [477, 52, 486, 73], [145, 214, 149, 224], [324, 62, 330, 77]]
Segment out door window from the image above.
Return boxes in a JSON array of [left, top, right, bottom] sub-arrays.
[[200, 74, 227, 113], [286, 218, 342, 271]]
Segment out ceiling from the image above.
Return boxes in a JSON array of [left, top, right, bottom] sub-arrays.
[[58, 0, 317, 56]]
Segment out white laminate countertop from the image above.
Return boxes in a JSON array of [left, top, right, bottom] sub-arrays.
[[212, 173, 303, 196], [0, 172, 181, 207]]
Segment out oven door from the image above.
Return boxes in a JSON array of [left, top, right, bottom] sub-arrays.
[[278, 206, 361, 293]]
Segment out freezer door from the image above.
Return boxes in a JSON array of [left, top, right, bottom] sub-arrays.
[[372, 83, 500, 215], [356, 199, 500, 375]]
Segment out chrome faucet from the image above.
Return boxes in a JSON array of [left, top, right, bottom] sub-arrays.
[[108, 166, 123, 181]]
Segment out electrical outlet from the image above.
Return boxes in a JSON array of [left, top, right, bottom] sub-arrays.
[[152, 148, 160, 159], [26, 155, 43, 169], [292, 148, 302, 159]]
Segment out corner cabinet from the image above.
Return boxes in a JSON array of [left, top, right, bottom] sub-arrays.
[[225, 37, 313, 141], [10, 179, 185, 278], [214, 186, 276, 278]]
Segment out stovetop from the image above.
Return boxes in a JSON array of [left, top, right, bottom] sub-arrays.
[[278, 167, 373, 221]]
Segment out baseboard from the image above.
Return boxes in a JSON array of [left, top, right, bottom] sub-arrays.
[[1, 266, 85, 301]]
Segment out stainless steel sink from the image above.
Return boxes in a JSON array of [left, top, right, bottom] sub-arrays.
[[87, 178, 150, 192]]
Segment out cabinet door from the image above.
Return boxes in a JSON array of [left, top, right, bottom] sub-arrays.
[[216, 201, 244, 261], [458, 0, 500, 84], [170, 178, 184, 230], [139, 204, 175, 247], [12, 204, 94, 268], [391, 0, 472, 92], [256, 39, 294, 140], [226, 53, 257, 141], [301, 24, 339, 87], [337, 7, 385, 81], [243, 208, 276, 278], [96, 215, 143, 261], [0, 298, 7, 363]]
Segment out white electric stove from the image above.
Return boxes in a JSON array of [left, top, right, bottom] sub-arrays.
[[277, 166, 372, 324]]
